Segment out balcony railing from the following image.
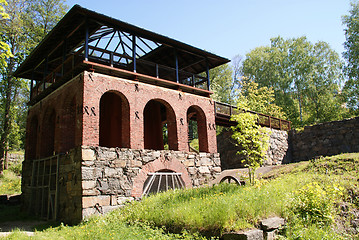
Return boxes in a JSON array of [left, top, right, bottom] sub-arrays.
[[30, 46, 211, 101], [214, 101, 291, 131]]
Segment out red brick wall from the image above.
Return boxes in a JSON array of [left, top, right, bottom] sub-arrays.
[[82, 71, 217, 153], [25, 70, 218, 160], [25, 75, 84, 160]]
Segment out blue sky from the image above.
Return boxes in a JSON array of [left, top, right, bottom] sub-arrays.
[[66, 0, 351, 61]]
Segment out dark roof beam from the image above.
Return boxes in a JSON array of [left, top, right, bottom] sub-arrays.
[[117, 31, 129, 65], [121, 31, 141, 58], [138, 36, 155, 51], [99, 31, 116, 58]]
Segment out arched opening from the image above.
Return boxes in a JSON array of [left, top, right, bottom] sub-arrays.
[[142, 169, 185, 196], [144, 99, 178, 150], [99, 91, 130, 148], [40, 109, 56, 158], [187, 106, 208, 152], [27, 116, 38, 160], [61, 96, 76, 152]]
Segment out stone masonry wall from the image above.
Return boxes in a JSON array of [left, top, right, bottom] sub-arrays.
[[217, 128, 289, 170], [290, 117, 359, 162], [80, 146, 221, 220]]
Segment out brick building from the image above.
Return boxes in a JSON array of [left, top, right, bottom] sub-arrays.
[[14, 5, 229, 222]]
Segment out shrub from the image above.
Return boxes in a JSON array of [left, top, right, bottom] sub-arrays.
[[287, 182, 344, 225]]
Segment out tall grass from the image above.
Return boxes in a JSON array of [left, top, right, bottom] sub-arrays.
[[116, 173, 322, 235], [0, 169, 21, 195]]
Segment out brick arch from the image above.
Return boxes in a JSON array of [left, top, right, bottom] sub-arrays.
[[143, 98, 178, 150], [27, 115, 39, 160], [40, 107, 57, 158], [60, 94, 77, 152], [131, 156, 192, 197], [187, 105, 208, 152], [99, 90, 130, 148]]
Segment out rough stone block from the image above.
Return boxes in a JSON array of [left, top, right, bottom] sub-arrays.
[[260, 217, 285, 231], [183, 159, 195, 167], [117, 196, 134, 205], [112, 159, 126, 168], [83, 189, 100, 196], [82, 160, 94, 167], [98, 149, 117, 161], [212, 167, 221, 173], [222, 229, 263, 240], [82, 148, 96, 161], [264, 230, 278, 240], [82, 195, 111, 208], [187, 167, 196, 175], [102, 205, 121, 214], [104, 167, 118, 177], [82, 180, 96, 190], [82, 167, 95, 180], [198, 166, 210, 174], [199, 157, 212, 166]]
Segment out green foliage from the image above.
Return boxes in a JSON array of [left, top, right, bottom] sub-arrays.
[[0, 168, 21, 195], [241, 36, 346, 127], [231, 111, 269, 184], [287, 182, 343, 225], [238, 78, 286, 119], [0, 0, 67, 172], [343, 1, 359, 114], [0, 0, 12, 69], [189, 138, 199, 152], [118, 181, 292, 236], [231, 78, 280, 184], [210, 63, 235, 104]]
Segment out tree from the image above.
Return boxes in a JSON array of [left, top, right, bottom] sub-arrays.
[[0, 0, 12, 67], [0, 0, 67, 174], [343, 1, 359, 114], [231, 78, 283, 184], [241, 36, 345, 127], [209, 63, 234, 104]]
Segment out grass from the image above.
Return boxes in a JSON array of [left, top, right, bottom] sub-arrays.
[[0, 161, 22, 195], [1, 153, 359, 239]]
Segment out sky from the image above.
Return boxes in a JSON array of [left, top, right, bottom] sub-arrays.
[[66, 0, 351, 61]]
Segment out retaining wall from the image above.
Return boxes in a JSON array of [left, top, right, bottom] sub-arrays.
[[290, 117, 359, 162], [217, 128, 290, 169]]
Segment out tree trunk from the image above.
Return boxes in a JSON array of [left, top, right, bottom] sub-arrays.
[[0, 57, 14, 175]]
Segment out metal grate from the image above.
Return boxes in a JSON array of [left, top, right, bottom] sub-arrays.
[[29, 155, 59, 220], [142, 172, 185, 197]]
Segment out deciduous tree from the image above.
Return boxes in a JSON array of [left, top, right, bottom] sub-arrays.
[[0, 0, 67, 174], [343, 1, 359, 114], [241, 36, 345, 127]]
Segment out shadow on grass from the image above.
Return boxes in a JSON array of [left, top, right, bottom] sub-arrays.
[[0, 204, 65, 232]]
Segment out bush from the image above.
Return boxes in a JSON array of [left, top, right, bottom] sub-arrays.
[[8, 161, 22, 176], [287, 182, 344, 225]]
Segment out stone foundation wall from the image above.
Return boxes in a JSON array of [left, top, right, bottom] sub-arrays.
[[22, 146, 221, 223], [80, 146, 221, 219], [217, 128, 289, 169], [290, 117, 359, 162]]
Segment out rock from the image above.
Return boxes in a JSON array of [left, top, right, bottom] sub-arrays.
[[264, 230, 278, 240], [260, 217, 285, 231], [198, 166, 210, 174], [222, 229, 264, 240], [82, 148, 96, 161], [82, 180, 96, 190], [82, 195, 110, 208]]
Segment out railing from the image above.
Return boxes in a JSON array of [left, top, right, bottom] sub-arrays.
[[214, 101, 291, 131], [31, 45, 210, 101]]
